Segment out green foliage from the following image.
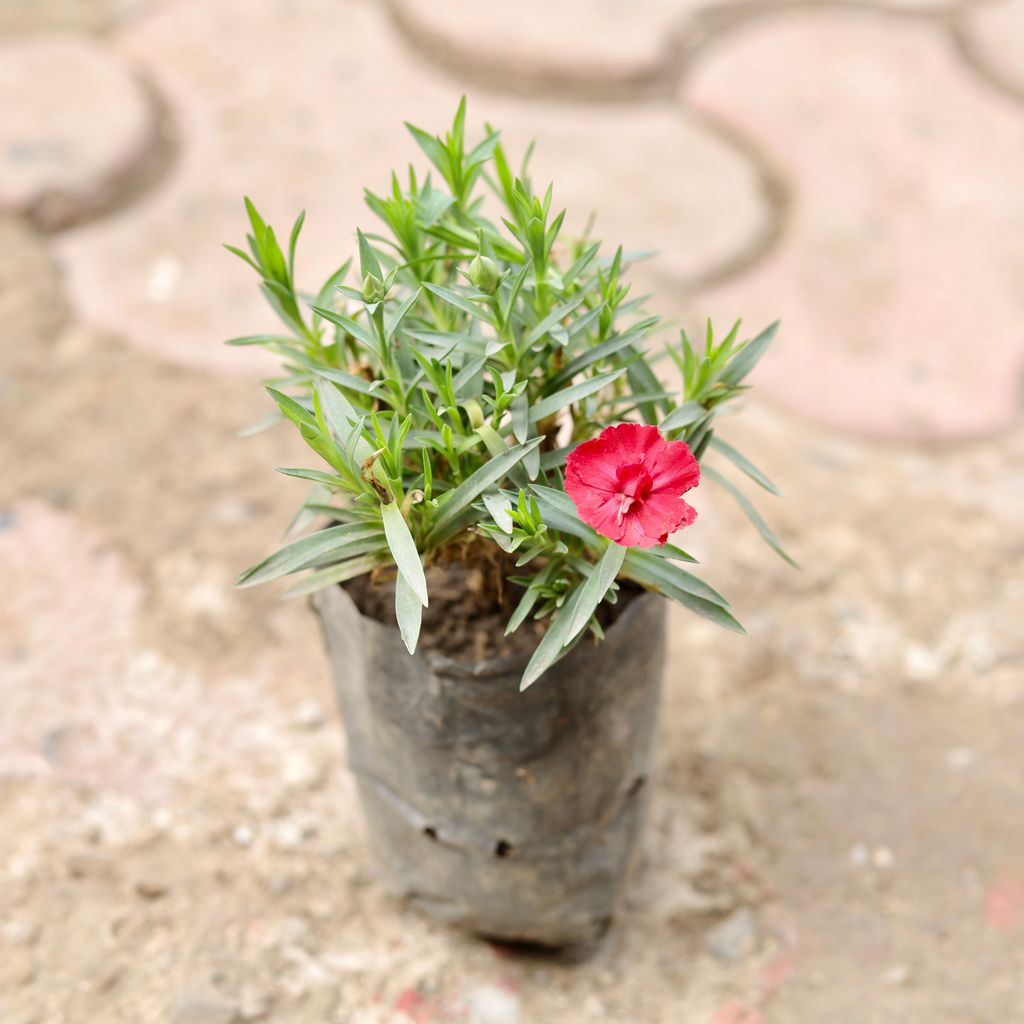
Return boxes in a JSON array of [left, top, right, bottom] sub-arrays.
[[229, 101, 789, 689]]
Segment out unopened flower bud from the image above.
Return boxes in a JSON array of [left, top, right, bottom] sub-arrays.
[[361, 272, 385, 303], [468, 254, 500, 294]]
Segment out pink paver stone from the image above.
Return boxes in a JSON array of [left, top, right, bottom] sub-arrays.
[[0, 35, 154, 229], [391, 0, 958, 96], [391, 0, 683, 93], [688, 14, 1024, 439], [960, 0, 1024, 99], [57, 0, 766, 374], [56, 0, 469, 375], [479, 97, 769, 286]]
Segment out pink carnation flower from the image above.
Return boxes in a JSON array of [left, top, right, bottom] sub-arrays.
[[564, 423, 700, 547]]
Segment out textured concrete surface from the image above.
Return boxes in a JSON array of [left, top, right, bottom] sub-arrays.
[[3, 0, 1024, 1019]]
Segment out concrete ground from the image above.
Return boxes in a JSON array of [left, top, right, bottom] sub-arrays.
[[1, 1, 1022, 1021]]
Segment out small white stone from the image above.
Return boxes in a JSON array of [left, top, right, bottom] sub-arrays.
[[946, 746, 977, 771], [872, 846, 894, 870], [3, 920, 40, 947], [903, 642, 944, 681], [849, 842, 870, 867], [466, 984, 521, 1024], [282, 751, 324, 791], [292, 700, 327, 731], [152, 808, 173, 831], [145, 255, 181, 304], [270, 816, 317, 850], [232, 823, 255, 847], [884, 963, 911, 987]]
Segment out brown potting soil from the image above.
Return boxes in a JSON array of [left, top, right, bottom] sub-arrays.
[[344, 544, 640, 663]]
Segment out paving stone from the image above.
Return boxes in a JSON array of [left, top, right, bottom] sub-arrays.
[[687, 14, 1024, 439], [479, 98, 770, 287], [57, 0, 766, 374], [391, 0, 960, 98], [390, 0, 683, 95], [0, 35, 155, 229], [959, 0, 1024, 99], [0, 0, 149, 35], [57, 0, 465, 375]]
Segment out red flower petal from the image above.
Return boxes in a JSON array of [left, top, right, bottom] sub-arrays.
[[564, 423, 700, 547], [648, 440, 701, 493]]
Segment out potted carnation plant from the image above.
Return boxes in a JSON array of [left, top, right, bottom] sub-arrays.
[[229, 101, 789, 950]]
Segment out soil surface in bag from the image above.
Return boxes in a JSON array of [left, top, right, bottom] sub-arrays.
[[345, 548, 641, 663]]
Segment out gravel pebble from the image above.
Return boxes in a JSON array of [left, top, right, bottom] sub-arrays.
[[169, 992, 239, 1024], [704, 907, 758, 962]]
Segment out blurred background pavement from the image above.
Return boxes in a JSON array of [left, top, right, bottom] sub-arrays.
[[1, 0, 1023, 1021]]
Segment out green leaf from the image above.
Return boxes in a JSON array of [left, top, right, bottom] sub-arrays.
[[525, 293, 588, 345], [385, 286, 422, 342], [394, 572, 423, 653], [236, 411, 282, 438], [620, 554, 744, 633], [287, 209, 305, 279], [425, 438, 543, 546], [660, 401, 708, 433], [422, 282, 495, 325], [283, 483, 330, 539], [236, 523, 385, 587], [625, 357, 669, 424], [622, 550, 730, 607], [709, 437, 780, 496], [357, 229, 382, 280], [720, 321, 778, 386], [703, 465, 797, 567], [309, 366, 375, 396], [483, 492, 514, 533], [314, 377, 373, 462], [520, 585, 586, 691], [381, 501, 428, 606], [282, 553, 379, 598], [276, 466, 347, 488], [225, 333, 299, 347], [266, 386, 316, 430], [546, 320, 657, 392], [529, 368, 625, 423], [566, 542, 625, 644]]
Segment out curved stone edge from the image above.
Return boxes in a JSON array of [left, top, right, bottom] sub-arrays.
[[949, 2, 1024, 107], [384, 0, 678, 102], [387, 0, 977, 107], [681, 5, 1024, 440], [29, 71, 179, 233]]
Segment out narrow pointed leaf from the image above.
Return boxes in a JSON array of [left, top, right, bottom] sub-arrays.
[[395, 572, 423, 653], [529, 368, 625, 423], [520, 585, 586, 691], [661, 401, 709, 433], [720, 321, 779, 386], [236, 523, 385, 587], [566, 542, 625, 644], [381, 501, 428, 606], [709, 437, 781, 495], [425, 438, 543, 545], [282, 553, 379, 598], [703, 465, 797, 567]]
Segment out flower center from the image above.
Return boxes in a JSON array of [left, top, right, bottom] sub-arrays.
[[615, 463, 653, 524]]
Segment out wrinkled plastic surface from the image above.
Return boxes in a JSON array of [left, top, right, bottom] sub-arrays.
[[314, 584, 666, 948]]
